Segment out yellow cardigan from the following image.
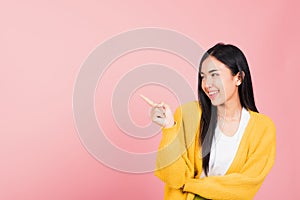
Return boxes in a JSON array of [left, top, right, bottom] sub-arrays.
[[154, 101, 276, 200]]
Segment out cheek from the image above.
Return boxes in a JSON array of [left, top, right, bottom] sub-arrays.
[[201, 80, 205, 91], [217, 78, 235, 94], [223, 80, 237, 96], [201, 79, 208, 93], [215, 79, 225, 91]]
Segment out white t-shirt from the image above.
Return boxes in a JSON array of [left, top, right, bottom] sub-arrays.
[[200, 107, 250, 178]]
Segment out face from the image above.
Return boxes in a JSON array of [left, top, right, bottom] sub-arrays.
[[200, 56, 241, 107]]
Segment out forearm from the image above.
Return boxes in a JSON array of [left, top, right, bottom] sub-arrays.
[[183, 175, 261, 200], [155, 127, 193, 188]]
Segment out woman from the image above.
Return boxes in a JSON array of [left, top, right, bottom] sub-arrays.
[[141, 43, 276, 200]]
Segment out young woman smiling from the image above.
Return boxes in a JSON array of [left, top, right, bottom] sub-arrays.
[[142, 43, 276, 200]]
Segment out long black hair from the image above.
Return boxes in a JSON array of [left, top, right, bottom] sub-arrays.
[[198, 43, 259, 176]]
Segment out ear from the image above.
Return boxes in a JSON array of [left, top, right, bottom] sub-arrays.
[[235, 71, 245, 86]]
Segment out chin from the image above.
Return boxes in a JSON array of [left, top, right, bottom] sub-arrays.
[[211, 101, 219, 106], [211, 100, 224, 107]]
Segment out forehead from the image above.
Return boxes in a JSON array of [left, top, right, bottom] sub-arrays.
[[201, 56, 226, 73]]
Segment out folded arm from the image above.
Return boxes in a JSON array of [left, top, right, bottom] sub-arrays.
[[183, 123, 276, 200]]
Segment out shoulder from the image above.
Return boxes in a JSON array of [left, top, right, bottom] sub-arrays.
[[248, 111, 276, 141], [175, 101, 202, 117], [181, 101, 201, 111], [249, 111, 276, 130], [172, 101, 201, 124]]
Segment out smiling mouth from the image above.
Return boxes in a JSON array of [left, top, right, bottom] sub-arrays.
[[208, 90, 219, 99]]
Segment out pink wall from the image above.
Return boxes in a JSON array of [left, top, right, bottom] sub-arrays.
[[1, 0, 299, 199]]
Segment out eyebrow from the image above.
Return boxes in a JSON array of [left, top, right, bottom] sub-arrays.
[[200, 69, 219, 74]]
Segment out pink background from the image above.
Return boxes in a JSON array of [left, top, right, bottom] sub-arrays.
[[1, 0, 299, 199]]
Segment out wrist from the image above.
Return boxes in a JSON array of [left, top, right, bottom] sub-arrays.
[[164, 121, 176, 128]]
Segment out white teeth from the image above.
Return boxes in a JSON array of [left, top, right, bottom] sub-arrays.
[[209, 91, 218, 95]]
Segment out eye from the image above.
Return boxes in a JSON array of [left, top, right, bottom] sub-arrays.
[[211, 73, 219, 77]]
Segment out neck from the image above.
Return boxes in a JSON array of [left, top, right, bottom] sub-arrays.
[[217, 99, 242, 120]]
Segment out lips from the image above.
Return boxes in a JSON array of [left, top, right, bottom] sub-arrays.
[[207, 90, 219, 99]]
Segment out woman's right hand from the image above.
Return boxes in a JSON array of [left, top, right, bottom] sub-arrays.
[[140, 95, 175, 128]]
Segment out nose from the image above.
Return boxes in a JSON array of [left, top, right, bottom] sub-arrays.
[[203, 76, 213, 89]]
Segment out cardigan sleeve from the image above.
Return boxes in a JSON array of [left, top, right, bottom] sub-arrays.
[[183, 120, 276, 200], [154, 105, 195, 189]]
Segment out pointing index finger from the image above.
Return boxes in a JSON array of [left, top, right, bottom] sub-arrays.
[[140, 94, 157, 107]]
